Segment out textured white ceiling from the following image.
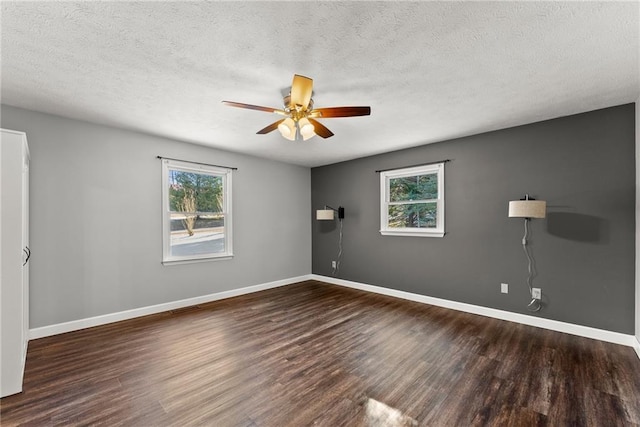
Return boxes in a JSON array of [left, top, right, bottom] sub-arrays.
[[1, 2, 638, 167]]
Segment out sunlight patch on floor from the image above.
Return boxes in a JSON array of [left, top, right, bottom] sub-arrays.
[[365, 398, 418, 426]]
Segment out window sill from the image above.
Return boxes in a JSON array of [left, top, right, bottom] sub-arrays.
[[162, 255, 234, 266], [380, 230, 445, 238]]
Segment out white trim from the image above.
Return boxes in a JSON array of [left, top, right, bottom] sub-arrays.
[[162, 255, 233, 266], [28, 273, 639, 361], [380, 162, 445, 237], [161, 158, 233, 264], [0, 128, 27, 137], [380, 230, 445, 238], [633, 337, 640, 360], [311, 274, 639, 350], [29, 275, 313, 340]]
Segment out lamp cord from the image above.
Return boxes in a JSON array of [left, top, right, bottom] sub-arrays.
[[332, 218, 343, 276], [522, 219, 541, 312]]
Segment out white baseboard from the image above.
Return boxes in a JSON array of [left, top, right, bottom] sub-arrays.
[[633, 337, 640, 359], [312, 274, 639, 350], [29, 273, 639, 362], [29, 275, 313, 340]]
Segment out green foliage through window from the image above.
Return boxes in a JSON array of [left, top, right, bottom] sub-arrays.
[[380, 162, 445, 237], [388, 173, 438, 228], [169, 171, 223, 213], [162, 160, 233, 262], [168, 170, 224, 237], [388, 202, 437, 228], [389, 174, 437, 202]]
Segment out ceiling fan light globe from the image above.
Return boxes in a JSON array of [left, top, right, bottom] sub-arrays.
[[299, 117, 315, 139], [278, 118, 297, 140], [279, 127, 296, 141], [277, 123, 291, 137]]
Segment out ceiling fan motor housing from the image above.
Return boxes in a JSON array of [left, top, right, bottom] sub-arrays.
[[283, 95, 313, 116]]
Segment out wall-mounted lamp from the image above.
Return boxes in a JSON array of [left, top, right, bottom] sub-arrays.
[[316, 205, 345, 276], [508, 194, 546, 312], [508, 197, 546, 219], [316, 205, 345, 221]]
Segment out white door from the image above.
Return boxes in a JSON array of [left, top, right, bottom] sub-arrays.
[[21, 144, 30, 356]]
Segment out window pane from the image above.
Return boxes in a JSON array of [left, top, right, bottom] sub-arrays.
[[388, 203, 437, 228], [170, 214, 225, 257], [389, 174, 438, 202], [169, 170, 223, 213]]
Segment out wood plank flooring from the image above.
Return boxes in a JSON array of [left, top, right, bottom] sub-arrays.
[[1, 280, 639, 426]]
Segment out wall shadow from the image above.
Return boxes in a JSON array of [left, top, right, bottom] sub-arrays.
[[546, 212, 609, 244], [317, 220, 337, 233]]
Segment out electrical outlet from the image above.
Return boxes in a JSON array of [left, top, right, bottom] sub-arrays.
[[532, 288, 541, 300], [331, 261, 337, 269], [501, 283, 508, 294]]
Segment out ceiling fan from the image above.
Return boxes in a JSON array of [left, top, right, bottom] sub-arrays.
[[222, 74, 371, 141]]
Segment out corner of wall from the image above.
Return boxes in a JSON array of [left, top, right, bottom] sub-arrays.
[[636, 98, 639, 347]]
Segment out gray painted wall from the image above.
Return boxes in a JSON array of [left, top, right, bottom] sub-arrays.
[[1, 105, 311, 328], [312, 104, 635, 334]]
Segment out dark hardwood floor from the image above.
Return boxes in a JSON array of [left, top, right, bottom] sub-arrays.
[[1, 280, 639, 426]]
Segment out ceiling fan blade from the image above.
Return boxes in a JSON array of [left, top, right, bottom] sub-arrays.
[[222, 101, 286, 115], [311, 106, 371, 118], [290, 74, 313, 110], [256, 119, 285, 135], [307, 118, 334, 139]]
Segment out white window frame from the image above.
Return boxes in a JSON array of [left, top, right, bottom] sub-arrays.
[[161, 159, 233, 264], [380, 162, 445, 238]]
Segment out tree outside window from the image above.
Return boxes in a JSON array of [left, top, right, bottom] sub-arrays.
[[380, 163, 445, 237], [162, 160, 232, 264]]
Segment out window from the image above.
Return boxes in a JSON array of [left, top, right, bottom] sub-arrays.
[[162, 159, 232, 264], [380, 162, 445, 237]]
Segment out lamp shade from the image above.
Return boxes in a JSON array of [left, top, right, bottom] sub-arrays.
[[508, 200, 546, 219], [316, 209, 335, 220]]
